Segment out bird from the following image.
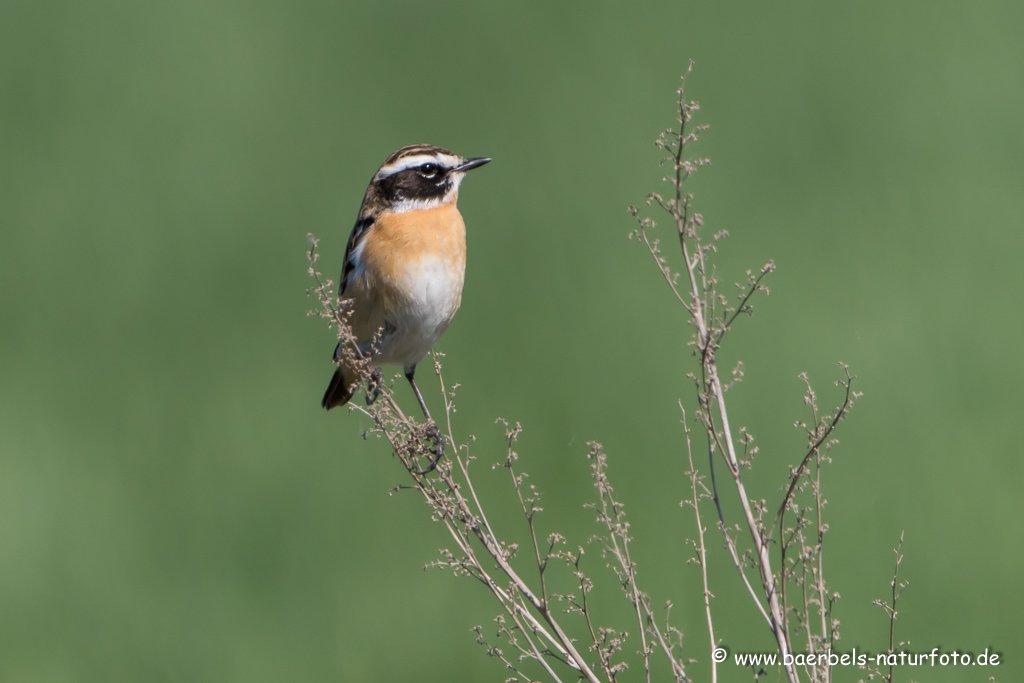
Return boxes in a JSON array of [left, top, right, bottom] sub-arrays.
[[321, 144, 491, 432]]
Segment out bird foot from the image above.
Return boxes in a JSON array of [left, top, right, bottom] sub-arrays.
[[414, 422, 445, 475], [365, 368, 383, 405]]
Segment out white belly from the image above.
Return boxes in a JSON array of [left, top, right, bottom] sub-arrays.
[[377, 254, 464, 370]]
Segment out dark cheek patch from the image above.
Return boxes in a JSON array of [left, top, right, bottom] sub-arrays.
[[380, 170, 450, 202]]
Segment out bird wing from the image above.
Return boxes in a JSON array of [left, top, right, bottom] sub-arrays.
[[339, 215, 374, 296], [331, 214, 374, 364]]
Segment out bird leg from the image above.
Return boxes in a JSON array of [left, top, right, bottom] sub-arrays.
[[406, 367, 444, 474], [405, 367, 432, 421]]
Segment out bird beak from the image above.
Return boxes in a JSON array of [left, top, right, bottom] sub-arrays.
[[453, 157, 492, 173]]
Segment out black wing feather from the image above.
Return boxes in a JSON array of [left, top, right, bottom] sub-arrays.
[[339, 215, 374, 295]]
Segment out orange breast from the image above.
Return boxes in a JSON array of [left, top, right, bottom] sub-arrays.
[[345, 201, 468, 344], [360, 201, 467, 286]]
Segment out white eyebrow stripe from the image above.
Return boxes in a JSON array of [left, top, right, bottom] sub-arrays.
[[374, 153, 461, 180]]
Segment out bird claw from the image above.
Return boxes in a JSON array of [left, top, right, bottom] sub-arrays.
[[365, 368, 383, 405], [414, 422, 445, 475]]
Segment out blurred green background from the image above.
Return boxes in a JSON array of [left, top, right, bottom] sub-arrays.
[[2, 1, 1022, 681]]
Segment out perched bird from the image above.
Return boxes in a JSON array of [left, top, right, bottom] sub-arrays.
[[321, 144, 491, 425]]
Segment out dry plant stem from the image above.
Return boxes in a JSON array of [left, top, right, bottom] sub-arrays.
[[771, 366, 855, 546], [814, 457, 830, 683], [611, 500, 653, 683], [590, 450, 688, 682], [421, 449, 588, 674], [674, 105, 796, 683], [880, 533, 905, 683], [568, 551, 620, 683], [775, 369, 855, 682], [436, 410, 597, 680], [637, 217, 774, 631], [701, 397, 773, 629], [439, 467, 601, 676], [430, 452, 599, 681], [445, 512, 566, 683], [680, 402, 717, 683], [635, 68, 797, 683], [473, 625, 533, 681], [309, 240, 599, 682], [386, 415, 593, 682]]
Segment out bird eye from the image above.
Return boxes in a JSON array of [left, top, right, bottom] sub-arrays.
[[419, 163, 439, 177]]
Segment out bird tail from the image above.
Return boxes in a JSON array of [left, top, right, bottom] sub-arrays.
[[321, 366, 355, 410]]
